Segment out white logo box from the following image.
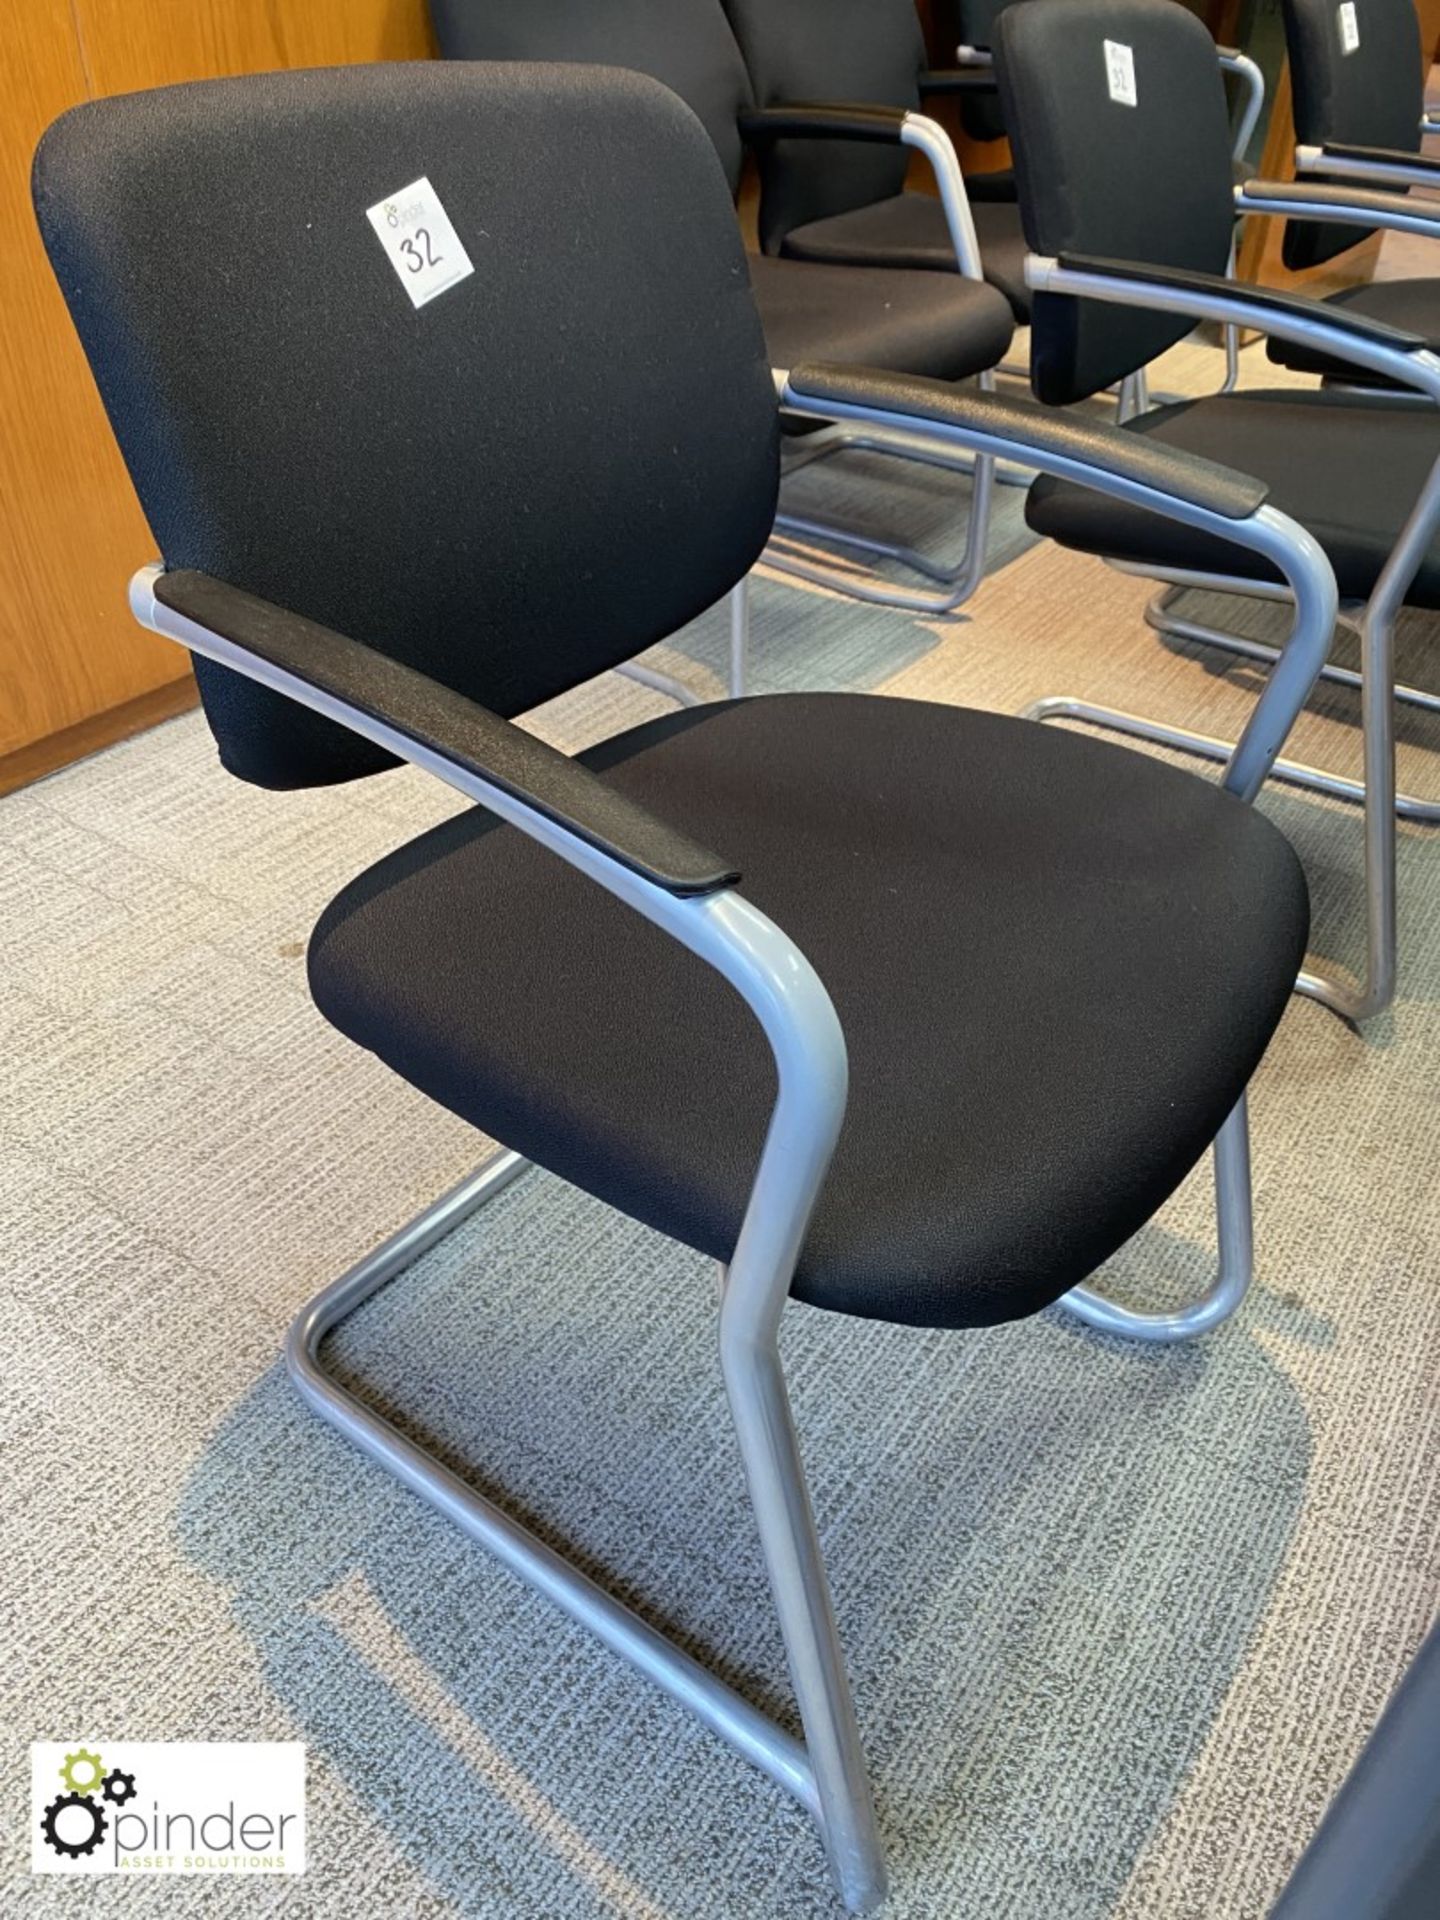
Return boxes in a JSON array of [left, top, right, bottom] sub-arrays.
[[32, 1742, 305, 1875]]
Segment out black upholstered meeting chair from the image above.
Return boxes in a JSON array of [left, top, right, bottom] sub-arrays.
[[1267, 0, 1440, 382], [991, 0, 1440, 1025], [721, 0, 1033, 322], [432, 0, 1014, 615], [723, 0, 1265, 356], [36, 57, 1333, 1909]]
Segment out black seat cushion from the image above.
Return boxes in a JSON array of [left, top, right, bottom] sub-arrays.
[[748, 251, 1013, 378], [1268, 278, 1440, 386], [779, 192, 1032, 320], [1027, 388, 1440, 607], [309, 693, 1307, 1331]]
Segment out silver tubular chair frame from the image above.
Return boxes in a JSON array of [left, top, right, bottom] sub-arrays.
[[132, 563, 886, 1911], [777, 380, 1334, 1348], [130, 389, 1333, 1906], [1139, 188, 1440, 805], [765, 112, 1001, 617], [1022, 246, 1440, 1024], [1293, 141, 1440, 194], [617, 576, 752, 701]]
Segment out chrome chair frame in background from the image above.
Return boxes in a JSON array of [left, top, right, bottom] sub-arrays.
[[765, 110, 1002, 618], [132, 379, 1336, 1911], [1017, 217, 1440, 1026]]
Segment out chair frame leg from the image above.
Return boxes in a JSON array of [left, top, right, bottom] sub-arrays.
[[616, 577, 752, 706], [1023, 579, 1411, 1024], [768, 394, 1006, 616], [1142, 583, 1440, 824], [1058, 1095, 1253, 1341], [284, 1147, 888, 1913]]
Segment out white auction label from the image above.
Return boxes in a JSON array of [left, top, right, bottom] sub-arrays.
[[1104, 39, 1138, 108], [1338, 2, 1360, 53], [366, 175, 474, 310]]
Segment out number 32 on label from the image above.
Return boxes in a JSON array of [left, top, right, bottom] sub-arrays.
[[366, 175, 475, 310]]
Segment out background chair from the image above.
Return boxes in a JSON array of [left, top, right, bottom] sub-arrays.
[[721, 0, 1033, 322], [1269, 0, 1440, 382], [991, 0, 1440, 1023], [38, 55, 1330, 1911], [432, 0, 1015, 616]]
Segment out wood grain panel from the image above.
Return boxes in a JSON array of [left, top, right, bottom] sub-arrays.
[[0, 1, 435, 779], [0, 0, 178, 759], [71, 0, 435, 95]]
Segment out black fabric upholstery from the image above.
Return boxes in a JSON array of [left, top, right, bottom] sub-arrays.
[[781, 194, 1032, 319], [430, 0, 755, 192], [785, 364, 1270, 518], [721, 0, 922, 251], [994, 0, 1237, 403], [1268, 276, 1440, 383], [34, 64, 777, 792], [1026, 388, 1440, 607], [309, 692, 1308, 1329], [1282, 0, 1424, 270], [751, 255, 1013, 378], [428, 0, 1013, 392]]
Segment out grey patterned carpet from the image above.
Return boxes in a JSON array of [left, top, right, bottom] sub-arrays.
[[3, 337, 1437, 1918]]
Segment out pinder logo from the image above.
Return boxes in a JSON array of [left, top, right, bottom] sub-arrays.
[[32, 1742, 305, 1875]]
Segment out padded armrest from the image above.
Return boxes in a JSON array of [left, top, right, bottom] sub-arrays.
[[1055, 250, 1429, 353], [1241, 176, 1440, 228], [739, 104, 907, 146], [1317, 141, 1440, 176], [149, 571, 739, 897], [783, 364, 1269, 521], [917, 68, 999, 95]]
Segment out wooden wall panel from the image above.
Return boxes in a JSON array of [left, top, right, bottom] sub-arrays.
[[0, 1, 165, 759], [0, 1, 435, 779]]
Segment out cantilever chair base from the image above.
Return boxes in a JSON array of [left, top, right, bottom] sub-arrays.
[[286, 1094, 1254, 1915]]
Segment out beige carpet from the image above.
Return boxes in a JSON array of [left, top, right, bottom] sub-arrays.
[[2, 333, 1438, 1918]]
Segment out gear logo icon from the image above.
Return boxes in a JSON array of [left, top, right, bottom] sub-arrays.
[[102, 1769, 136, 1807], [41, 1790, 107, 1859], [59, 1749, 105, 1795], [39, 1746, 139, 1864]]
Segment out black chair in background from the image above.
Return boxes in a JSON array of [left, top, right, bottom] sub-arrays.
[[720, 0, 1033, 322], [38, 57, 1333, 1910], [433, 0, 1015, 617], [1270, 0, 1440, 380], [991, 0, 1440, 1023]]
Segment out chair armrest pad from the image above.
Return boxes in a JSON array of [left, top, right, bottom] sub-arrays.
[[739, 104, 906, 146], [783, 364, 1269, 520], [1055, 250, 1429, 352], [150, 570, 739, 896], [1241, 175, 1440, 229], [917, 68, 999, 95], [1319, 140, 1440, 177]]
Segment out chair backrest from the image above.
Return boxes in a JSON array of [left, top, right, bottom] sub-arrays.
[[1281, 0, 1425, 270], [34, 63, 778, 791], [430, 0, 755, 195], [721, 0, 924, 254], [994, 0, 1236, 404]]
